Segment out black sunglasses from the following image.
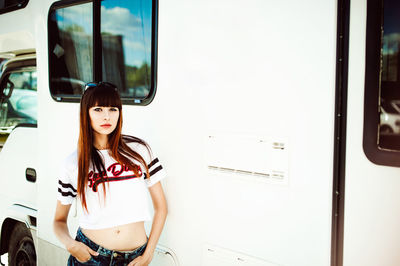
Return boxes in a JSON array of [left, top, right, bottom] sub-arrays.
[[84, 81, 118, 91]]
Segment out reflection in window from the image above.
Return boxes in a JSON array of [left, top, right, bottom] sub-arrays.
[[0, 70, 37, 150], [101, 0, 152, 99], [49, 3, 93, 97], [378, 0, 400, 150], [48, 0, 155, 102]]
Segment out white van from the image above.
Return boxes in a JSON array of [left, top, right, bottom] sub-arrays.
[[1, 0, 400, 266]]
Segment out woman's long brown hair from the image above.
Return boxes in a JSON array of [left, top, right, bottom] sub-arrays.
[[78, 82, 150, 212]]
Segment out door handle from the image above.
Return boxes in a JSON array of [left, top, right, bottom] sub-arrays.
[[26, 168, 36, 183]]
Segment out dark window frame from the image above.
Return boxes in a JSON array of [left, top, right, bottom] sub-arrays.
[[0, 0, 29, 15], [47, 0, 158, 106], [363, 0, 400, 166]]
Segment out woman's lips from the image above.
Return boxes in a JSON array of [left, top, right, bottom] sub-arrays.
[[101, 124, 111, 128]]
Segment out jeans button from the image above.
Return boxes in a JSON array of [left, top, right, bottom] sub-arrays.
[[113, 253, 118, 258]]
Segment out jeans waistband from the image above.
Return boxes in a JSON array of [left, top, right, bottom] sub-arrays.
[[76, 227, 148, 260]]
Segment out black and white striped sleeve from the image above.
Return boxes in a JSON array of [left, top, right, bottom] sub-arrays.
[[128, 141, 167, 187], [57, 160, 77, 205], [144, 156, 166, 187]]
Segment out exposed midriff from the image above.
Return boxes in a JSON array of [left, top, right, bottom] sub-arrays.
[[81, 221, 148, 251]]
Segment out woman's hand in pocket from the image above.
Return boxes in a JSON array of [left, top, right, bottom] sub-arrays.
[[128, 252, 153, 266], [67, 240, 99, 262]]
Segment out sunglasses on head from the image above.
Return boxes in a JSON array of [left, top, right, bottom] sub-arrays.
[[84, 81, 118, 91]]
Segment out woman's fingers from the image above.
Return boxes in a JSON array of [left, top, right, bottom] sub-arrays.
[[77, 254, 91, 262], [128, 256, 140, 266], [128, 256, 150, 266], [87, 246, 99, 256], [73, 242, 98, 262]]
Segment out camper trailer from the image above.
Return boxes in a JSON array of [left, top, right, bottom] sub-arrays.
[[0, 0, 400, 265]]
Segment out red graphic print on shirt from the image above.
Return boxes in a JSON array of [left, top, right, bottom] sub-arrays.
[[88, 163, 142, 192]]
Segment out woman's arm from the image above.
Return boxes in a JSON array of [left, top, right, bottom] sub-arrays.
[[53, 201, 98, 262], [53, 201, 75, 248], [129, 182, 168, 266]]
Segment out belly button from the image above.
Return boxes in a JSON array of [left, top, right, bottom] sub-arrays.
[[116, 229, 120, 234]]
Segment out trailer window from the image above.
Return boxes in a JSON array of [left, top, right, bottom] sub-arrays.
[[0, 70, 37, 150], [48, 0, 157, 104], [364, 0, 400, 166]]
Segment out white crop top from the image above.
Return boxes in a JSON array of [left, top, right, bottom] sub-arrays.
[[57, 141, 166, 229]]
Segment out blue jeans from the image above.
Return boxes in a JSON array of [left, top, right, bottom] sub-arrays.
[[67, 228, 148, 266]]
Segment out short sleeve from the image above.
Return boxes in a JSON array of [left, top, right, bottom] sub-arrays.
[[131, 141, 166, 187], [144, 154, 167, 187], [57, 156, 77, 205]]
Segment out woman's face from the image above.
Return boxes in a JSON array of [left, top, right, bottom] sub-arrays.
[[88, 106, 120, 136]]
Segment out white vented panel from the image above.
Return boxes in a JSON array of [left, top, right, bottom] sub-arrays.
[[205, 135, 289, 185], [202, 244, 280, 266]]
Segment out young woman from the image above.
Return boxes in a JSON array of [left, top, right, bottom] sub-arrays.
[[53, 82, 168, 266]]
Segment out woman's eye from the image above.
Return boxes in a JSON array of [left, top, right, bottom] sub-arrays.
[[94, 108, 102, 112], [110, 108, 118, 112]]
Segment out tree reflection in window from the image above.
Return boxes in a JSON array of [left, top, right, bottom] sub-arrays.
[[101, 0, 152, 99]]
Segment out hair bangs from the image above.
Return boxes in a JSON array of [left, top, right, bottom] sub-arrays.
[[87, 85, 122, 109]]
